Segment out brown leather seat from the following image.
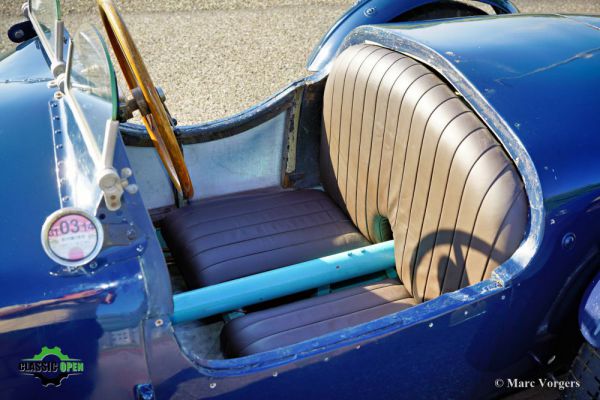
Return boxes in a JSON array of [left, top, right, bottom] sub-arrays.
[[221, 279, 415, 357], [161, 189, 369, 288], [221, 44, 528, 356]]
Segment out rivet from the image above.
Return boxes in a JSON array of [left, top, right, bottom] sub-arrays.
[[428, 322, 434, 328], [356, 345, 361, 350], [61, 196, 70, 202], [54, 129, 62, 135], [89, 261, 98, 269], [324, 357, 329, 362], [54, 91, 63, 100], [501, 295, 506, 300], [272, 371, 278, 377], [155, 319, 163, 327], [364, 7, 376, 16], [209, 383, 217, 389], [464, 310, 469, 316], [136, 244, 144, 253], [127, 229, 137, 240], [56, 144, 63, 149], [561, 233, 576, 250]]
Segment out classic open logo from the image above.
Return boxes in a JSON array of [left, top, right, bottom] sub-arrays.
[[19, 346, 84, 387]]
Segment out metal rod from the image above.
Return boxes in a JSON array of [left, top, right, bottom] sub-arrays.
[[172, 241, 395, 324], [102, 120, 120, 169], [55, 19, 64, 63]]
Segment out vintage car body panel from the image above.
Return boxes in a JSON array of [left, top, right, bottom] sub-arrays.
[[2, 12, 600, 400], [305, 0, 519, 71], [0, 40, 172, 399], [580, 271, 600, 348]]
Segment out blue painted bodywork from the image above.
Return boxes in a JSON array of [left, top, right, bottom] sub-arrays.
[[306, 0, 519, 71], [0, 40, 171, 399], [2, 12, 600, 400], [580, 272, 600, 349]]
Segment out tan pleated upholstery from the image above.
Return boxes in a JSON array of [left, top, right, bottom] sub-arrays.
[[220, 45, 529, 356], [321, 44, 528, 302]]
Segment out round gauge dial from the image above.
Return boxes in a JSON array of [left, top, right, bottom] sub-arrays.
[[41, 208, 104, 267]]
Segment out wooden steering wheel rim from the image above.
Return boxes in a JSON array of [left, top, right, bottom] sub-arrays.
[[97, 0, 194, 200]]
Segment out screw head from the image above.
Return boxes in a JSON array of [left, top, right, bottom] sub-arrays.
[[561, 233, 576, 250], [135, 384, 155, 400], [364, 7, 376, 16], [125, 184, 139, 195]]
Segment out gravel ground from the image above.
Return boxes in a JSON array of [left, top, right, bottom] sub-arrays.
[[1, 0, 599, 124]]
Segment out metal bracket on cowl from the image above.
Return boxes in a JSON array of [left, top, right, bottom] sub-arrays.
[[98, 120, 138, 211]]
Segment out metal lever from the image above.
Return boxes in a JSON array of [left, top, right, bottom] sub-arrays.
[[98, 120, 138, 211]]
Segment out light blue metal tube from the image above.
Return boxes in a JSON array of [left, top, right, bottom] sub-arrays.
[[172, 241, 395, 324]]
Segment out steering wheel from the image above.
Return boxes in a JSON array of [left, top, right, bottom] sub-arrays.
[[97, 0, 194, 200]]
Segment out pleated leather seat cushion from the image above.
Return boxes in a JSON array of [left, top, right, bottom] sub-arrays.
[[221, 279, 415, 357], [221, 44, 528, 356], [161, 189, 369, 288]]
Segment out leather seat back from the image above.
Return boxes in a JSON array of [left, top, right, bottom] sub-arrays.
[[321, 44, 528, 302]]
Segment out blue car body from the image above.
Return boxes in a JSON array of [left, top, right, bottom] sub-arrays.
[[306, 0, 519, 71], [1, 8, 599, 400]]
